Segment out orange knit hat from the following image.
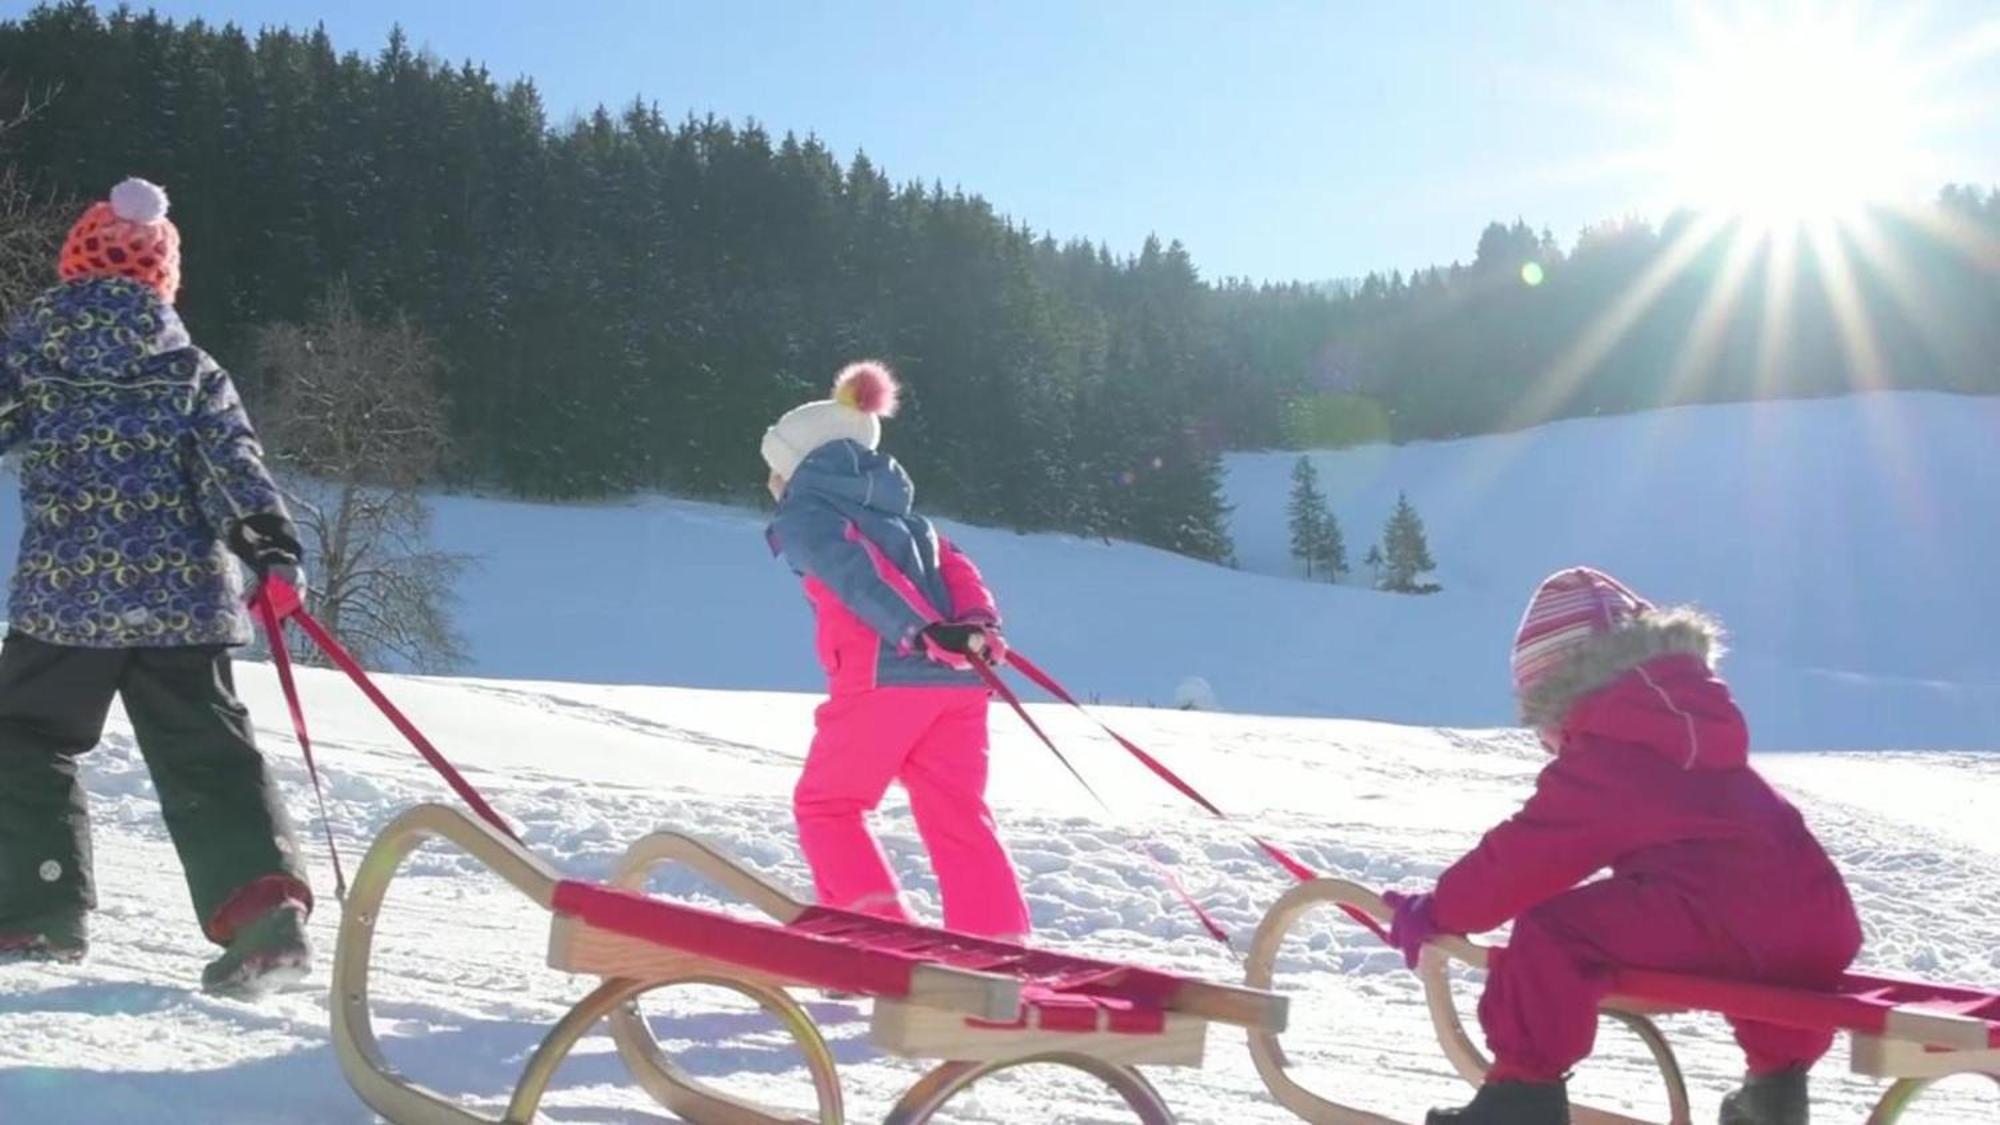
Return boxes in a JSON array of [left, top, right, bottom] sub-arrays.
[[58, 178, 182, 303]]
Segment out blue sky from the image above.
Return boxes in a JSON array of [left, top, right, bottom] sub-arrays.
[[11, 1, 1998, 281]]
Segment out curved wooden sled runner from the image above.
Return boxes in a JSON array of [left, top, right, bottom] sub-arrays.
[[1245, 878, 2000, 1125], [330, 803, 1288, 1124]]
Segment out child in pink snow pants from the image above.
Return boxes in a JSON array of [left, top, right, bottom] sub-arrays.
[[761, 361, 1031, 941], [1385, 568, 1861, 1125]]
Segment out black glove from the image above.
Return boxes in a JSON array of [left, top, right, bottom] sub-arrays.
[[921, 622, 995, 662], [227, 513, 304, 582]]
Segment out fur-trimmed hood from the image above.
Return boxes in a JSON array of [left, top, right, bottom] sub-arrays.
[[1518, 607, 1724, 729], [1527, 608, 1750, 772]]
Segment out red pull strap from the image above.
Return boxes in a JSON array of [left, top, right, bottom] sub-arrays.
[[253, 578, 521, 847], [972, 659, 1238, 952], [1002, 650, 1389, 945], [255, 585, 347, 900]]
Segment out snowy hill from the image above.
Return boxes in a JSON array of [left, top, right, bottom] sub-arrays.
[[5, 393, 1996, 750], [1, 667, 1995, 1123], [1229, 390, 2000, 750]]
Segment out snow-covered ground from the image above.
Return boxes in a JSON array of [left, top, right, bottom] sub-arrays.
[[0, 667, 1995, 1123], [0, 391, 1995, 1121]]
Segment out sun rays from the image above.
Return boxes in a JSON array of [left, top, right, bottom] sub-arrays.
[[1512, 2, 1998, 424]]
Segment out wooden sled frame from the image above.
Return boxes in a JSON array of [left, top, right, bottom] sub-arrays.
[[1244, 878, 2000, 1125], [331, 803, 1289, 1124]]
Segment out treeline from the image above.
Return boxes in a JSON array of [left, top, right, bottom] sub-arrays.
[[0, 2, 1235, 558], [1265, 199, 2000, 447], [3, 2, 1997, 563]]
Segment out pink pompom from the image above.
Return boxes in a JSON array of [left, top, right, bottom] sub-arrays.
[[832, 361, 900, 417]]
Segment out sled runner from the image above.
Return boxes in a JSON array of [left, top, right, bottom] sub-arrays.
[[249, 581, 1283, 1123], [1243, 878, 2000, 1125], [330, 803, 1289, 1125]]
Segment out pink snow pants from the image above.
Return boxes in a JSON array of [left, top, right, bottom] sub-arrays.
[[793, 686, 1031, 939], [1481, 878, 1860, 1084]]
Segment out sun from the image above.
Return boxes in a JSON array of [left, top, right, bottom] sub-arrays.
[[1493, 1, 1994, 432], [1663, 7, 1928, 230]]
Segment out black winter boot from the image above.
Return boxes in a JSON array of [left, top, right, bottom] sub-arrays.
[[1720, 1066, 1809, 1125], [1427, 1079, 1569, 1125], [0, 910, 87, 964], [202, 901, 310, 997]]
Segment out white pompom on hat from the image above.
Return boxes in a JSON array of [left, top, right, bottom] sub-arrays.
[[760, 361, 901, 480], [109, 177, 171, 223]]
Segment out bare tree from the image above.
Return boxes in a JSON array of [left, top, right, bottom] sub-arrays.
[[0, 77, 66, 317], [254, 282, 472, 672]]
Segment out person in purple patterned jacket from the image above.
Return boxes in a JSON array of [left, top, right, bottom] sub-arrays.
[[0, 179, 312, 995]]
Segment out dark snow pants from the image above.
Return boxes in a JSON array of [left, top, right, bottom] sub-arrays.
[[0, 632, 310, 943]]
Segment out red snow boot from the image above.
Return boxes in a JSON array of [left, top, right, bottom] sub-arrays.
[[0, 911, 87, 965], [202, 901, 311, 997]]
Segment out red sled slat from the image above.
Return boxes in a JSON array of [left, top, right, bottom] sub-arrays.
[[1612, 967, 2000, 1047], [552, 881, 918, 998]]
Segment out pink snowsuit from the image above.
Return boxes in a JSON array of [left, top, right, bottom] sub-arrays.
[[770, 441, 1031, 939], [1433, 654, 1862, 1083]]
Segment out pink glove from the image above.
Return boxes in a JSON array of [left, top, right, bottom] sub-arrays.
[[1381, 889, 1443, 970]]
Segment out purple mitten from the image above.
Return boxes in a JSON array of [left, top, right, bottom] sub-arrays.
[[1381, 889, 1442, 970]]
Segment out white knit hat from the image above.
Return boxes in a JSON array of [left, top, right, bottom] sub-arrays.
[[760, 362, 900, 479]]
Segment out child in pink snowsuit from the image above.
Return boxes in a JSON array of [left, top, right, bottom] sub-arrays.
[[761, 361, 1031, 940], [1387, 568, 1862, 1125]]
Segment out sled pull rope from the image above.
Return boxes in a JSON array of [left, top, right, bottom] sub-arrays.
[[255, 587, 348, 900], [254, 577, 521, 871], [972, 659, 1239, 954], [1000, 651, 1390, 945]]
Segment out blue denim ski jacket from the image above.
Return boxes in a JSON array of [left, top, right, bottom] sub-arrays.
[[767, 440, 999, 694]]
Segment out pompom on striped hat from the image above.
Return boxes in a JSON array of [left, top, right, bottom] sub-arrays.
[[58, 178, 182, 303], [760, 361, 902, 480], [1510, 567, 1653, 704]]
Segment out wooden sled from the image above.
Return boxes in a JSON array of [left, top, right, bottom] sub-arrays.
[[331, 803, 1288, 1124], [1244, 879, 2000, 1125]]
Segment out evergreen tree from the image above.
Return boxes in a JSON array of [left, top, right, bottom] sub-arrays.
[[1314, 504, 1347, 582], [1286, 455, 1328, 578], [1380, 491, 1439, 594]]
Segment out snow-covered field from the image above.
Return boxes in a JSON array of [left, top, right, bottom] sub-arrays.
[[0, 667, 1995, 1123]]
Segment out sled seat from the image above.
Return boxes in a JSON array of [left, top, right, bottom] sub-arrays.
[[1607, 968, 2000, 1084], [1244, 878, 2000, 1125], [549, 878, 1280, 1067], [332, 803, 1286, 1125]]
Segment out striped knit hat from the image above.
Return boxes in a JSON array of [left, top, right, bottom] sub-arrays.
[[1510, 567, 1653, 703]]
